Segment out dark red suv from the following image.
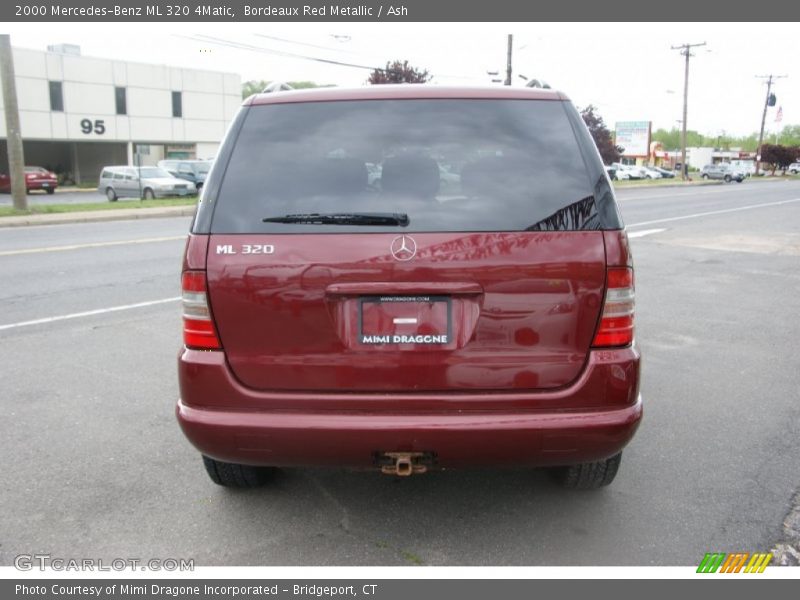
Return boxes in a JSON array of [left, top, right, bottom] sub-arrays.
[[177, 86, 641, 489]]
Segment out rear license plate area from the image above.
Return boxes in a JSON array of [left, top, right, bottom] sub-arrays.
[[359, 296, 451, 345]]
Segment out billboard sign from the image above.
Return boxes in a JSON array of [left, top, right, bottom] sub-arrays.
[[615, 121, 651, 157]]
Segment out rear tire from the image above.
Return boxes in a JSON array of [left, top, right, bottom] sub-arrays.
[[202, 455, 276, 488], [552, 453, 622, 489], [106, 187, 117, 202], [143, 188, 155, 200], [701, 174, 708, 179], [724, 175, 732, 182], [46, 188, 55, 195]]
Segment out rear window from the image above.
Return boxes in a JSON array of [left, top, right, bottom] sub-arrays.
[[211, 99, 599, 233]]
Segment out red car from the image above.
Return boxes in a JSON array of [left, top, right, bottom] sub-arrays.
[[177, 86, 642, 489], [0, 166, 58, 194]]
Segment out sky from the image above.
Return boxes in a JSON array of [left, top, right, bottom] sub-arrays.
[[4, 22, 798, 137]]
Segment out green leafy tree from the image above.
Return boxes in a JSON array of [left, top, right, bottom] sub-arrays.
[[367, 60, 431, 84], [651, 128, 708, 150], [777, 125, 800, 147], [651, 128, 680, 150], [580, 105, 623, 164]]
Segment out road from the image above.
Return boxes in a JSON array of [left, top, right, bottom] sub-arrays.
[[1, 180, 799, 566]]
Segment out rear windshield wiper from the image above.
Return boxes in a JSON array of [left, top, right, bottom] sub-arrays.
[[262, 212, 409, 227]]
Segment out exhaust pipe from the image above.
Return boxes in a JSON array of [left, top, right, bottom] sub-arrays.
[[379, 452, 428, 476]]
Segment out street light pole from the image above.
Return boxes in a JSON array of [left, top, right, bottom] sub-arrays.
[[504, 34, 513, 86], [671, 42, 706, 181], [755, 74, 787, 174]]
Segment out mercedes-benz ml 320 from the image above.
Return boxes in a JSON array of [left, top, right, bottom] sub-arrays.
[[177, 86, 642, 489]]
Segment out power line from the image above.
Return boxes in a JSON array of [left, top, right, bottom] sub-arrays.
[[185, 34, 384, 72], [179, 34, 481, 81], [253, 33, 365, 56]]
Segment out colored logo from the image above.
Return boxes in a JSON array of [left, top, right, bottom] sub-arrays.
[[697, 552, 772, 573]]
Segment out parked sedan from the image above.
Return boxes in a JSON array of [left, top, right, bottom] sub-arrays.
[[641, 167, 663, 179], [0, 166, 58, 194], [98, 166, 196, 201], [611, 163, 641, 180], [652, 167, 676, 178]]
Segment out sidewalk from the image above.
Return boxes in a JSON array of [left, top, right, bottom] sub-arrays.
[[0, 205, 196, 228]]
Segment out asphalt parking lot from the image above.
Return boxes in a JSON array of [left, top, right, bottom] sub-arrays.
[[1, 180, 799, 566]]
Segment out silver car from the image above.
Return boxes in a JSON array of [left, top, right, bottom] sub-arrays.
[[157, 159, 212, 192], [97, 166, 196, 201], [699, 163, 745, 183]]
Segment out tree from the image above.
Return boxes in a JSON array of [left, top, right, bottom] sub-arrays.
[[367, 60, 431, 84], [651, 127, 705, 150], [760, 144, 798, 174], [777, 125, 800, 147], [241, 80, 332, 99], [580, 105, 623, 164]]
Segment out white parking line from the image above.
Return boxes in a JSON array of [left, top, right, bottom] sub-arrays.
[[627, 228, 666, 238], [0, 297, 181, 331], [627, 197, 800, 228], [0, 235, 186, 257]]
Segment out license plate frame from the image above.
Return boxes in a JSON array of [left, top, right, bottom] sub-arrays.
[[358, 295, 452, 345]]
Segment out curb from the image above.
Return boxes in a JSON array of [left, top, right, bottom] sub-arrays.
[[0, 205, 196, 228], [615, 177, 793, 191], [614, 181, 723, 190]]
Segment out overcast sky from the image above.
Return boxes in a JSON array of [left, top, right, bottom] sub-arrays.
[[5, 22, 798, 137]]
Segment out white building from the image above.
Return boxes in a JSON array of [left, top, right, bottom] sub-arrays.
[[0, 44, 241, 184]]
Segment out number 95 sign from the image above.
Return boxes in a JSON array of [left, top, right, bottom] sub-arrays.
[[80, 119, 106, 135]]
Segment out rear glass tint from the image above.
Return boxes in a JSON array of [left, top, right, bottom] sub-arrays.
[[211, 99, 598, 233]]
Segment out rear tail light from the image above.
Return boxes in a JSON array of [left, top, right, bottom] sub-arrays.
[[182, 271, 221, 350], [592, 267, 635, 348]]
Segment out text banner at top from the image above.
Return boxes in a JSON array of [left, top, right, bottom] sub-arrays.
[[4, 0, 800, 22]]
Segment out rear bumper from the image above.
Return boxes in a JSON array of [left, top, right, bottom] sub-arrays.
[[155, 189, 193, 198], [177, 347, 642, 469], [177, 395, 641, 469]]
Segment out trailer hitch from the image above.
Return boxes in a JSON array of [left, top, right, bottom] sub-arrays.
[[379, 452, 428, 476]]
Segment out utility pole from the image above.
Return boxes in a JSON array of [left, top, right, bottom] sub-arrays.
[[504, 34, 513, 86], [671, 42, 706, 181], [0, 34, 27, 210], [755, 74, 787, 174]]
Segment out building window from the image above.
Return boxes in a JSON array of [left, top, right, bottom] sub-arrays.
[[115, 87, 127, 115], [171, 91, 182, 118], [49, 81, 63, 112]]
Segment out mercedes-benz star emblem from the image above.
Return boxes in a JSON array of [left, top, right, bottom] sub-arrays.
[[390, 235, 417, 261]]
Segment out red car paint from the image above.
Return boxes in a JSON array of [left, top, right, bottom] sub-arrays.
[[178, 230, 641, 468], [0, 166, 58, 194], [176, 86, 642, 482]]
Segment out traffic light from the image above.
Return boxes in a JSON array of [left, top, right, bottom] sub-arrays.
[[768, 93, 777, 107]]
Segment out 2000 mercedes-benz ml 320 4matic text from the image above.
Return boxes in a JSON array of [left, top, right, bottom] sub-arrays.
[[177, 85, 642, 489]]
